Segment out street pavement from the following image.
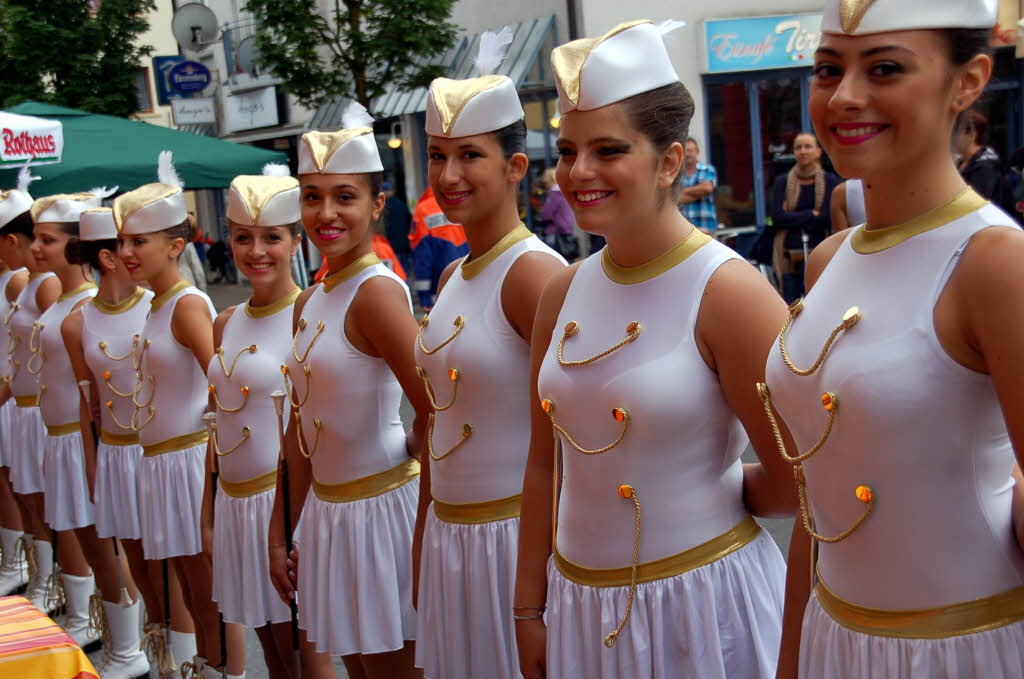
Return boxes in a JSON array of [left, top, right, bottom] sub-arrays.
[[88, 279, 792, 678]]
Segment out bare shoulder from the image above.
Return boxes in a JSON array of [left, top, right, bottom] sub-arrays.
[[5, 270, 27, 302], [955, 226, 1024, 295], [36, 275, 60, 308], [213, 305, 238, 347], [60, 306, 84, 342], [174, 292, 214, 322], [806, 229, 853, 291], [537, 261, 582, 320], [436, 258, 462, 297], [505, 249, 566, 285], [352, 273, 411, 313]]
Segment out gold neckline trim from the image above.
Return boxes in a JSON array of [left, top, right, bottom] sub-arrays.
[[28, 272, 50, 281], [850, 188, 988, 254], [93, 287, 146, 314], [245, 287, 300, 318], [601, 228, 712, 285], [57, 281, 97, 303], [323, 252, 380, 292], [461, 223, 533, 280], [150, 280, 191, 312]]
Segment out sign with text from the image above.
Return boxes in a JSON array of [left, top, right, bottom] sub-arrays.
[[703, 14, 823, 74], [168, 60, 213, 94], [172, 98, 216, 126], [0, 111, 63, 167], [153, 56, 185, 104], [224, 86, 278, 133]]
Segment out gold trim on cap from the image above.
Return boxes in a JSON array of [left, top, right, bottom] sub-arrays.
[[230, 176, 300, 225], [554, 515, 760, 587], [460, 224, 532, 280], [430, 75, 508, 137], [815, 569, 1024, 639], [601, 227, 711, 285], [312, 458, 420, 503], [149, 280, 191, 313], [301, 129, 374, 173], [57, 281, 97, 303], [219, 469, 277, 498], [322, 252, 381, 292], [850, 188, 987, 254], [245, 287, 300, 319], [839, 0, 876, 33], [142, 430, 209, 457], [433, 494, 521, 524], [112, 183, 181, 232], [551, 19, 649, 108], [46, 421, 80, 436], [30, 193, 98, 222], [14, 395, 38, 407], [93, 287, 146, 315], [100, 430, 140, 446]]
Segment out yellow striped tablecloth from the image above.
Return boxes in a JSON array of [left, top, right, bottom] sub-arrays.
[[0, 596, 99, 678]]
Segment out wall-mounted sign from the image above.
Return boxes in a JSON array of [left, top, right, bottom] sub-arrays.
[[168, 60, 213, 94], [703, 14, 822, 74], [172, 97, 216, 126], [153, 56, 185, 104], [224, 86, 278, 133], [0, 112, 63, 168]]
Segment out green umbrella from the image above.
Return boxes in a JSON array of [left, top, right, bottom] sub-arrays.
[[1, 101, 287, 194]]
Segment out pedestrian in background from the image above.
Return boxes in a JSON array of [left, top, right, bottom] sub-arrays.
[[956, 108, 1003, 199], [677, 137, 718, 232], [539, 168, 579, 260]]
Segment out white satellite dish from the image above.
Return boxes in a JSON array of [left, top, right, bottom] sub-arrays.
[[235, 36, 260, 76], [171, 3, 219, 51]]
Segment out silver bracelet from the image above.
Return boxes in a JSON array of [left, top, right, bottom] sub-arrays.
[[513, 611, 544, 621]]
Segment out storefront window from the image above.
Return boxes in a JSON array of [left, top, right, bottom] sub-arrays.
[[757, 77, 805, 218], [706, 80, 755, 228]]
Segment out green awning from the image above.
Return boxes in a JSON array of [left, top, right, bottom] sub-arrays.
[[1, 101, 286, 195]]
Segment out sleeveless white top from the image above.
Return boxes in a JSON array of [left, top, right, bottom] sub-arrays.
[[0, 268, 25, 383], [845, 179, 866, 228], [81, 288, 155, 436], [538, 231, 748, 568], [285, 256, 411, 486], [9, 273, 56, 400], [137, 283, 216, 446], [417, 228, 564, 504], [764, 190, 1024, 609], [207, 292, 297, 482], [37, 283, 98, 427]]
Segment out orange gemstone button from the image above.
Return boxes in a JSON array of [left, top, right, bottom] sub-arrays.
[[461, 424, 473, 437], [612, 408, 627, 422], [626, 321, 639, 335], [280, 365, 288, 375], [564, 321, 578, 336], [208, 385, 216, 394], [618, 484, 634, 499], [102, 371, 111, 380], [821, 392, 837, 412], [855, 485, 872, 503], [448, 369, 459, 382], [241, 386, 249, 396], [105, 400, 113, 409], [541, 398, 554, 414]]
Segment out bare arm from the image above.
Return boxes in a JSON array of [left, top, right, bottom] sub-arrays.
[[201, 306, 237, 556], [61, 307, 99, 500], [35, 276, 60, 313], [830, 182, 850, 233]]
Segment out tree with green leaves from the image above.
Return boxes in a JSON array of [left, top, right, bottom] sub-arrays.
[[244, 0, 458, 112], [0, 0, 156, 117]]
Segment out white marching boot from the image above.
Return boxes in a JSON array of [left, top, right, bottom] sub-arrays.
[[61, 572, 99, 647], [0, 527, 28, 595], [97, 599, 149, 679], [25, 538, 56, 613], [165, 631, 197, 678]]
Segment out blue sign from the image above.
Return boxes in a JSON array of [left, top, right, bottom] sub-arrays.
[[703, 14, 822, 74], [153, 56, 185, 105], [168, 60, 213, 94]]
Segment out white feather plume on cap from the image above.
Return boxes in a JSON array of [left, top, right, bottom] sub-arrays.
[[89, 186, 118, 199], [112, 150, 188, 235], [17, 162, 39, 193], [474, 26, 513, 76], [157, 150, 184, 189], [261, 163, 291, 177], [298, 100, 383, 175], [341, 100, 375, 130], [0, 163, 37, 229]]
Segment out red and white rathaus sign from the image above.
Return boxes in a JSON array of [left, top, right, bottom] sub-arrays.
[[0, 111, 64, 168]]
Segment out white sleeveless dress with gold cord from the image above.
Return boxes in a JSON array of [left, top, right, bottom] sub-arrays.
[[82, 287, 153, 539], [208, 291, 296, 627], [135, 281, 216, 560], [38, 281, 97, 530], [286, 254, 419, 656], [537, 229, 786, 679], [761, 189, 1024, 678], [0, 266, 25, 469], [414, 225, 564, 679]]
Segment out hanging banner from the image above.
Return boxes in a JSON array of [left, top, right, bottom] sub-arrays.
[[703, 14, 823, 74], [0, 111, 63, 168]]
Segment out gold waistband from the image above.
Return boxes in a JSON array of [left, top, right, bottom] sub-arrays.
[[142, 430, 209, 458], [100, 430, 140, 446], [312, 458, 420, 503], [433, 494, 521, 524], [14, 395, 38, 407], [815, 571, 1024, 639], [45, 421, 80, 436], [219, 469, 277, 498], [554, 515, 761, 588]]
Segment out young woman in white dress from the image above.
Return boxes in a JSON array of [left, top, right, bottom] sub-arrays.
[[204, 167, 301, 676], [761, 3, 1024, 678], [411, 28, 565, 679], [514, 20, 797, 679], [267, 104, 429, 679], [114, 153, 243, 678]]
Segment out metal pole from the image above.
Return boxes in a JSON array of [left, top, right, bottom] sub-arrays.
[[271, 390, 301, 678]]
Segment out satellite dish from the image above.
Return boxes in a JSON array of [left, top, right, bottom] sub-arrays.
[[235, 36, 261, 76], [171, 3, 219, 51]]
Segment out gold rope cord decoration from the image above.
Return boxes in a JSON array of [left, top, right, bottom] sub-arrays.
[[291, 319, 324, 364], [424, 413, 473, 461], [44, 570, 66, 611], [604, 484, 642, 648], [795, 466, 874, 543], [129, 406, 155, 433], [541, 399, 629, 456], [556, 320, 641, 368], [211, 425, 251, 457], [294, 413, 322, 459], [97, 339, 135, 363], [418, 365, 460, 412], [209, 384, 250, 414], [139, 621, 176, 674], [215, 344, 257, 379], [281, 365, 313, 409], [778, 300, 860, 377], [417, 314, 465, 356], [756, 384, 838, 465], [87, 591, 109, 643]]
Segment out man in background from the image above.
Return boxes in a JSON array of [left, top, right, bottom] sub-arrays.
[[677, 137, 719, 232], [408, 186, 468, 310], [382, 181, 412, 274]]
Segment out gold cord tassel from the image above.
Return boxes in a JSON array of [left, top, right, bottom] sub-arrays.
[[424, 413, 473, 461], [604, 484, 641, 648], [87, 592, 109, 643], [557, 320, 641, 368], [44, 571, 66, 611], [179, 660, 202, 678], [416, 314, 464, 355], [140, 621, 176, 675], [778, 301, 860, 377]]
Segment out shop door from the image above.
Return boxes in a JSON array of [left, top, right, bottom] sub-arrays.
[[757, 76, 806, 222]]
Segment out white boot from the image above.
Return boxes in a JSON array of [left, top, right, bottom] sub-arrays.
[[139, 622, 172, 679], [167, 631, 198, 678], [25, 538, 55, 613], [199, 665, 245, 678], [96, 600, 149, 679], [0, 526, 27, 595], [60, 572, 99, 647]]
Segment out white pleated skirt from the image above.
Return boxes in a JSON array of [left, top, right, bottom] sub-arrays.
[[545, 527, 786, 679], [94, 441, 144, 540], [42, 431, 94, 531], [297, 477, 419, 656], [0, 400, 13, 468], [415, 506, 521, 679], [799, 591, 1024, 678], [9, 406, 47, 495], [213, 487, 291, 627], [137, 444, 205, 560]]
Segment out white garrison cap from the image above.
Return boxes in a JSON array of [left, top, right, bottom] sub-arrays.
[[79, 207, 118, 241], [227, 164, 300, 227], [298, 102, 383, 175], [0, 165, 38, 228], [821, 0, 997, 35], [113, 151, 187, 235], [32, 191, 109, 224]]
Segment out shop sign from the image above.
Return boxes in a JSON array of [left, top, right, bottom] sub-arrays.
[[0, 114, 63, 167], [168, 60, 213, 94], [703, 14, 822, 74], [172, 98, 216, 126], [224, 86, 279, 133], [153, 56, 186, 104]]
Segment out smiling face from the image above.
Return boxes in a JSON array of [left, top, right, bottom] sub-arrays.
[[117, 231, 182, 282], [427, 133, 523, 227], [30, 222, 73, 273], [299, 173, 383, 262], [809, 30, 979, 181], [555, 103, 678, 235], [229, 223, 299, 289]]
